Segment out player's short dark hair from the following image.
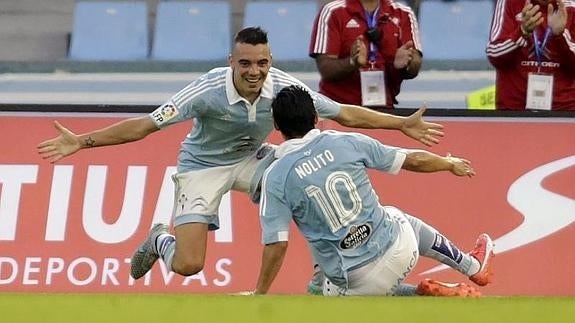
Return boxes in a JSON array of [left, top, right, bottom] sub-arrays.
[[272, 85, 317, 139], [234, 26, 268, 45]]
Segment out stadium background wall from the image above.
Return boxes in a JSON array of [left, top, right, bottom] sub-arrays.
[[0, 108, 573, 296]]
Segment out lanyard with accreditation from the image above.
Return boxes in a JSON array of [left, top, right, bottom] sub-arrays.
[[360, 6, 387, 107], [526, 27, 554, 110]]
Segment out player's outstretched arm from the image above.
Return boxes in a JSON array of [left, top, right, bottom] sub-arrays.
[[37, 116, 159, 163], [37, 121, 82, 163], [333, 104, 444, 146], [254, 241, 288, 295], [402, 151, 476, 177], [401, 105, 444, 146]]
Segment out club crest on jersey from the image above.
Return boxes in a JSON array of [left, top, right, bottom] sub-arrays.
[[340, 224, 371, 249], [152, 102, 179, 124]]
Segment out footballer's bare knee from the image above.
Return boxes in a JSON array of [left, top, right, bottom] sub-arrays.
[[172, 257, 204, 276], [172, 222, 209, 276]]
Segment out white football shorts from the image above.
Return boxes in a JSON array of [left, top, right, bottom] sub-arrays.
[[170, 144, 274, 229], [324, 206, 419, 296]]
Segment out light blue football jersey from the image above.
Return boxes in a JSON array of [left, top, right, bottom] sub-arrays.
[[259, 129, 408, 287], [148, 67, 340, 172]]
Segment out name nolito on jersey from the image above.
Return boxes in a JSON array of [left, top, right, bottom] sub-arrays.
[[294, 149, 335, 179]]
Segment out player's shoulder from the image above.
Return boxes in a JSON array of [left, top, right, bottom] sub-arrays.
[[565, 0, 575, 9], [189, 67, 227, 86], [321, 129, 369, 141], [320, 129, 347, 138], [267, 145, 308, 175], [269, 67, 293, 80], [269, 67, 306, 89], [265, 159, 284, 177], [189, 67, 227, 91], [173, 68, 227, 105], [319, 130, 378, 149], [262, 159, 290, 189], [201, 67, 228, 81]]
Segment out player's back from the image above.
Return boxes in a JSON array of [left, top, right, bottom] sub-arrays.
[[272, 130, 402, 286]]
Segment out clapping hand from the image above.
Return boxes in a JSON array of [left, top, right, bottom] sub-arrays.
[[350, 35, 368, 67], [520, 2, 544, 35], [394, 40, 415, 69], [548, 0, 567, 35]]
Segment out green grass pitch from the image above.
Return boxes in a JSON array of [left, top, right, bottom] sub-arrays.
[[1, 294, 573, 323]]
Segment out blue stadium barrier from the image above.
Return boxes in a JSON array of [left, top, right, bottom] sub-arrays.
[[419, 0, 494, 60], [151, 1, 231, 60], [69, 1, 149, 60], [243, 1, 318, 60]]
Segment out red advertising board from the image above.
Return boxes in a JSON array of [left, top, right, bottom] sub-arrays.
[[0, 114, 573, 295]]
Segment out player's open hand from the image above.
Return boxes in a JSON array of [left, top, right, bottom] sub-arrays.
[[37, 121, 82, 163], [401, 105, 444, 146], [446, 153, 476, 177]]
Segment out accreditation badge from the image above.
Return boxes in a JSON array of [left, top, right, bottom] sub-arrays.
[[526, 73, 553, 110], [360, 69, 386, 107]]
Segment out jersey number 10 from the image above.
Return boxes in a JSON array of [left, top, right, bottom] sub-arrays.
[[304, 171, 363, 232]]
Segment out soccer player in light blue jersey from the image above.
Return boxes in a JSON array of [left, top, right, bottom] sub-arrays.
[[38, 27, 445, 283], [253, 85, 494, 296]]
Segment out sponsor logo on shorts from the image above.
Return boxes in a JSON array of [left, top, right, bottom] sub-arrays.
[[340, 224, 371, 249]]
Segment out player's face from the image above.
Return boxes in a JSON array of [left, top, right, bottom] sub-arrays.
[[229, 42, 272, 102]]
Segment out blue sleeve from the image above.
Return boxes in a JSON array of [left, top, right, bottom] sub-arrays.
[[310, 91, 341, 119], [149, 77, 209, 128], [345, 132, 406, 174], [149, 101, 185, 128], [259, 168, 292, 245]]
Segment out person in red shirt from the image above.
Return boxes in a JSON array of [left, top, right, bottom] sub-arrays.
[[309, 0, 422, 109], [486, 0, 575, 110]]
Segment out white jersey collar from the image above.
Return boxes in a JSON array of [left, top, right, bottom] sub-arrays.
[[226, 67, 274, 105], [275, 129, 321, 158]]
